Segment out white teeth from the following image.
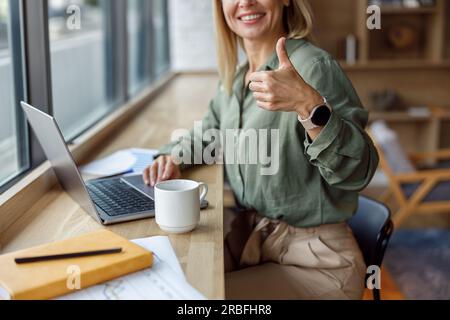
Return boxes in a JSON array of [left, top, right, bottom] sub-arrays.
[[240, 14, 263, 22]]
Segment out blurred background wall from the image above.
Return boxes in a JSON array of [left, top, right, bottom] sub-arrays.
[[169, 0, 216, 72]]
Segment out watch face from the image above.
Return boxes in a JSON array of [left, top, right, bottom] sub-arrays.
[[311, 105, 331, 127]]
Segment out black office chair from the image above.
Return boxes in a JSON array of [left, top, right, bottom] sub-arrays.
[[348, 195, 394, 300]]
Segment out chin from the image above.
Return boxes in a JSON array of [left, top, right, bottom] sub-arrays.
[[236, 26, 271, 41], [240, 31, 267, 41]]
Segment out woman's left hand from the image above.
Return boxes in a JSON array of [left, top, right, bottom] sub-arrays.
[[249, 37, 324, 119]]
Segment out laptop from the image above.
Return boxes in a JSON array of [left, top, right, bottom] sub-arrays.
[[21, 102, 197, 225]]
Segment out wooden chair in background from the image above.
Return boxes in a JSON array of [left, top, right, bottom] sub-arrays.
[[370, 121, 450, 227]]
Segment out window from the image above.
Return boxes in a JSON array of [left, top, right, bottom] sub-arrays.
[[0, 0, 171, 192], [152, 0, 170, 77], [128, 0, 170, 95], [0, 0, 28, 187], [128, 0, 151, 94], [48, 0, 117, 140]]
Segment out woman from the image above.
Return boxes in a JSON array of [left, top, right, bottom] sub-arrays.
[[144, 0, 379, 300]]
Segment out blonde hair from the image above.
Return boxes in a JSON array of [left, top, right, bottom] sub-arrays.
[[213, 0, 314, 95]]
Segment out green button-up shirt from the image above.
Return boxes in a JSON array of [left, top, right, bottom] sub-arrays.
[[158, 38, 379, 228]]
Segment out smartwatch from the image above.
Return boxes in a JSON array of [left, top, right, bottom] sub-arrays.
[[298, 97, 332, 130]]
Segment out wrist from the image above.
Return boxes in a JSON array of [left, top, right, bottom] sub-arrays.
[[296, 92, 325, 119], [297, 95, 332, 131]]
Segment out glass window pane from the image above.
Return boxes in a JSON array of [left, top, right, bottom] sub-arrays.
[[48, 0, 116, 140], [152, 0, 170, 77], [0, 0, 28, 187], [128, 0, 170, 95], [128, 0, 150, 94]]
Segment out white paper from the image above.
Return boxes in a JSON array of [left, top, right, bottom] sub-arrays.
[[79, 148, 158, 177], [132, 236, 184, 278], [127, 148, 159, 174], [80, 150, 136, 177], [57, 236, 205, 300]]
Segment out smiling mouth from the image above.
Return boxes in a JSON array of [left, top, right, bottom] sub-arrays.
[[238, 13, 266, 23]]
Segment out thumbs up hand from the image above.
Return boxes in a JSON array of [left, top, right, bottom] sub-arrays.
[[249, 37, 324, 119]]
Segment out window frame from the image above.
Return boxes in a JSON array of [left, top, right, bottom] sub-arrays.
[[0, 0, 171, 193], [152, 0, 170, 79], [0, 0, 54, 194], [23, 0, 54, 166], [127, 0, 155, 95], [8, 0, 28, 170], [0, 0, 30, 192], [104, 0, 128, 105]]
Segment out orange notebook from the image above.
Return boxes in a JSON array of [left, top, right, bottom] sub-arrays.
[[0, 229, 153, 300]]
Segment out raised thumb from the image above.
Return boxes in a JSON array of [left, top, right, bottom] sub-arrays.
[[276, 37, 292, 69]]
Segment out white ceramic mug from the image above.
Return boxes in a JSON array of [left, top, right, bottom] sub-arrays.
[[154, 180, 208, 234]]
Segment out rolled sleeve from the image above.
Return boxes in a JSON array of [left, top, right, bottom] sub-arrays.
[[304, 111, 342, 161], [299, 57, 379, 191]]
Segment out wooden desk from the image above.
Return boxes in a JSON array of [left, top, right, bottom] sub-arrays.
[[0, 74, 225, 299]]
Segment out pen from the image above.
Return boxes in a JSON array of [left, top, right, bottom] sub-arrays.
[[15, 247, 123, 264]]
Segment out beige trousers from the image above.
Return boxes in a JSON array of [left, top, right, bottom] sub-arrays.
[[224, 210, 366, 300]]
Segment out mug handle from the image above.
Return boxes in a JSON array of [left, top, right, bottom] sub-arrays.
[[198, 182, 208, 203]]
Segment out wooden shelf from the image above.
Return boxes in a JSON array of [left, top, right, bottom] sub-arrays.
[[309, 0, 450, 151], [369, 111, 431, 122], [311, 0, 447, 63], [368, 106, 450, 156], [340, 59, 450, 71], [429, 106, 450, 120], [369, 107, 450, 122], [380, 6, 438, 15]]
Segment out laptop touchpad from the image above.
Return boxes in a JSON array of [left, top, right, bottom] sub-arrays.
[[121, 174, 154, 200]]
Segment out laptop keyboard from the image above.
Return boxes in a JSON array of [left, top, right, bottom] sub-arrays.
[[87, 179, 154, 217]]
